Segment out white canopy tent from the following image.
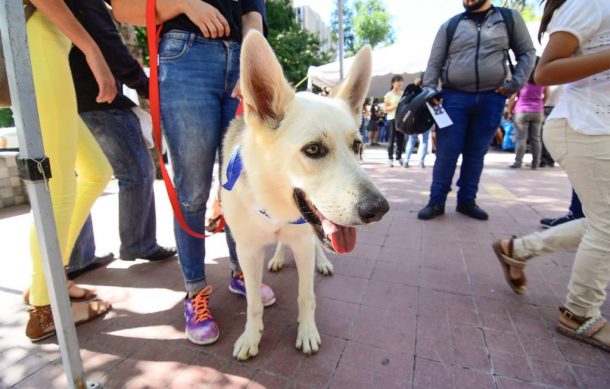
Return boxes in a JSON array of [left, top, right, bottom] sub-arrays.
[[307, 22, 546, 98]]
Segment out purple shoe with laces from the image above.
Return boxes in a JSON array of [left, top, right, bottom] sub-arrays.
[[184, 285, 219, 345], [229, 272, 276, 307]]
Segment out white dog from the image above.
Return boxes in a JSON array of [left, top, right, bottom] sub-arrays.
[[268, 241, 334, 276], [221, 31, 389, 361]]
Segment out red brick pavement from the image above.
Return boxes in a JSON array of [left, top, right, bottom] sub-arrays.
[[1, 147, 610, 388]]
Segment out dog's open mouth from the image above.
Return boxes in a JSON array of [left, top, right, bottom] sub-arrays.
[[293, 189, 356, 254]]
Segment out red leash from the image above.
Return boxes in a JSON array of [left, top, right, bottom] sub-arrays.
[[146, 0, 229, 238]]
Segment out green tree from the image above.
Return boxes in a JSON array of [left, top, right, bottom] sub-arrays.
[[493, 0, 540, 22], [331, 0, 355, 56], [267, 0, 331, 88], [352, 0, 394, 50], [0, 108, 14, 128]]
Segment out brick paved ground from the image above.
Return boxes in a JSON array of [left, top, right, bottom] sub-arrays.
[[1, 146, 610, 388]]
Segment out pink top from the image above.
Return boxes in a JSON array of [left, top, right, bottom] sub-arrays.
[[514, 83, 545, 113]]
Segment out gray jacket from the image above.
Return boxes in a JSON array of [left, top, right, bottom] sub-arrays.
[[423, 7, 535, 95]]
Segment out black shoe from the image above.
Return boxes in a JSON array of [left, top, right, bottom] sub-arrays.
[[509, 162, 521, 169], [540, 213, 575, 228], [417, 204, 445, 220], [122, 246, 177, 262], [456, 202, 489, 220], [66, 252, 115, 280]]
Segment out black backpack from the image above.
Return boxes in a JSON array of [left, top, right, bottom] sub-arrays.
[[445, 7, 515, 71]]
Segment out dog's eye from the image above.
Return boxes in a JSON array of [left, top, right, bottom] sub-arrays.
[[302, 143, 327, 159], [352, 140, 362, 154]]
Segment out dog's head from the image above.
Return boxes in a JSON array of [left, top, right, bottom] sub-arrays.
[[240, 32, 389, 254]]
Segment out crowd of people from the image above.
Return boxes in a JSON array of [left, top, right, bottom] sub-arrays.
[[15, 0, 610, 355]]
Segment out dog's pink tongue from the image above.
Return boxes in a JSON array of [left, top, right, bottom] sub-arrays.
[[321, 219, 357, 254]]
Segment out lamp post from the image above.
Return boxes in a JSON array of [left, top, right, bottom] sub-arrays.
[[338, 0, 344, 80]]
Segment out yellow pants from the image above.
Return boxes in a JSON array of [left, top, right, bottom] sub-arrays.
[[27, 12, 112, 307]]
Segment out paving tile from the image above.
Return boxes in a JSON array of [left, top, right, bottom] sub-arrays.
[[572, 364, 610, 389], [292, 356, 334, 388], [452, 344, 491, 371], [249, 371, 290, 389], [260, 343, 305, 378], [556, 340, 608, 369], [413, 357, 452, 389], [529, 358, 579, 388], [520, 335, 565, 362], [453, 367, 495, 388], [485, 329, 525, 356], [329, 363, 372, 389], [315, 274, 368, 305], [491, 350, 535, 382]]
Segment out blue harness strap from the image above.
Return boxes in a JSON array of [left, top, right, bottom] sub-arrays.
[[223, 147, 306, 225]]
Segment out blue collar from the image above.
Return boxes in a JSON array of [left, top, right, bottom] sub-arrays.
[[223, 147, 306, 225]]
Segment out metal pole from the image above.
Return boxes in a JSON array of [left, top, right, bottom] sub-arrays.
[[0, 2, 100, 388], [338, 0, 344, 80]]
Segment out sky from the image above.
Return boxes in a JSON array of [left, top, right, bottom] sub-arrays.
[[292, 0, 466, 47]]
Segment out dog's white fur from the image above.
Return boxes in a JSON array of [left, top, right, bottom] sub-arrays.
[[221, 31, 386, 360], [268, 241, 334, 276]]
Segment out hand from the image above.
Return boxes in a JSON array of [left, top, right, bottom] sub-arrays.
[[495, 86, 510, 97], [85, 48, 117, 103], [431, 97, 443, 106], [182, 0, 230, 39], [231, 78, 241, 99]]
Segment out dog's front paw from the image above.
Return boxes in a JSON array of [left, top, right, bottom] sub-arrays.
[[267, 256, 285, 272], [296, 323, 321, 355], [316, 259, 334, 276], [233, 329, 263, 361]]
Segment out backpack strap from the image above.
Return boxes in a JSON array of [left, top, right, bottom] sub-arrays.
[[444, 12, 466, 63], [497, 7, 516, 73]]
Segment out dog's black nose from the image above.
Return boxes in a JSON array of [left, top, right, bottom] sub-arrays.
[[357, 196, 390, 223]]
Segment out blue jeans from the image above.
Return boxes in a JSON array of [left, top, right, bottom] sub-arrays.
[[80, 108, 161, 259], [66, 215, 96, 274], [429, 89, 506, 206], [570, 189, 584, 219], [405, 130, 431, 165], [159, 31, 241, 293]]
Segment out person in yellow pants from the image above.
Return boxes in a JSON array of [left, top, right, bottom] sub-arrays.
[[24, 0, 116, 341]]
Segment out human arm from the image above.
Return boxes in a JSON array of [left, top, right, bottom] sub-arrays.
[[497, 10, 535, 97], [383, 96, 397, 113], [29, 0, 116, 103], [542, 87, 550, 105], [77, 0, 148, 98], [535, 32, 610, 85], [110, 0, 230, 39], [422, 23, 448, 89], [506, 93, 517, 117], [534, 0, 610, 85]]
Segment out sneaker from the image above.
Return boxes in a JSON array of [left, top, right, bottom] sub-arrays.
[[122, 246, 177, 262], [526, 162, 539, 170], [184, 286, 219, 345], [540, 213, 576, 228], [419, 161, 425, 168], [417, 204, 445, 220], [229, 272, 276, 307], [397, 159, 404, 167], [388, 159, 394, 167], [403, 161, 410, 168], [456, 202, 489, 220], [509, 162, 521, 169]]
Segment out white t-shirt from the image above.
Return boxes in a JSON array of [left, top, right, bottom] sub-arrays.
[[546, 0, 610, 135], [384, 90, 402, 120]]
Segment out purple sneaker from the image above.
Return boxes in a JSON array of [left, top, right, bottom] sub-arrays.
[[184, 286, 219, 345], [229, 273, 276, 307]]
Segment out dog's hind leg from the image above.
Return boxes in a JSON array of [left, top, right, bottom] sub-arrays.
[[268, 242, 286, 272], [315, 241, 334, 276], [233, 246, 265, 361], [289, 236, 321, 355]]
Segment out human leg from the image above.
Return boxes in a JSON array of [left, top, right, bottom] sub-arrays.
[[512, 112, 528, 167], [456, 91, 506, 206], [419, 129, 431, 166], [80, 109, 161, 259], [528, 112, 544, 168], [544, 119, 610, 318]]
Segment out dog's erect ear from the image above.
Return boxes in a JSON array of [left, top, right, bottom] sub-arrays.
[[240, 31, 294, 129], [332, 45, 373, 116]]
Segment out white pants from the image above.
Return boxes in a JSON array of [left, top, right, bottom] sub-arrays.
[[514, 119, 610, 318]]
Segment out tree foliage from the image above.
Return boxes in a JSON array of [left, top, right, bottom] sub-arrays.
[[331, 0, 356, 56], [352, 0, 394, 49], [493, 0, 539, 22], [267, 0, 331, 88]]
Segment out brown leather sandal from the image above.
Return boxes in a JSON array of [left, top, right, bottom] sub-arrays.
[[492, 237, 527, 294], [26, 300, 112, 342], [557, 307, 610, 353], [23, 281, 97, 305]]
